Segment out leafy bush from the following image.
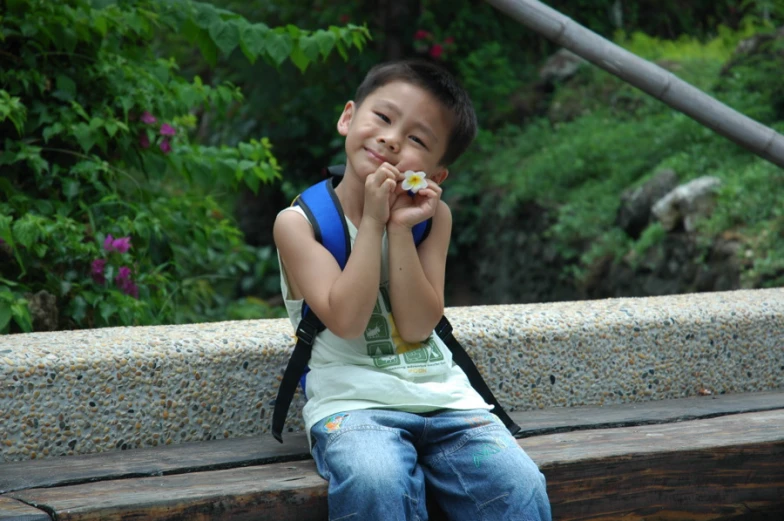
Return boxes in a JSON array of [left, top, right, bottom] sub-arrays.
[[0, 0, 368, 333], [448, 21, 784, 295]]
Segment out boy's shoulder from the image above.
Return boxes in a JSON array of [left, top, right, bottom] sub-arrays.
[[273, 206, 314, 244]]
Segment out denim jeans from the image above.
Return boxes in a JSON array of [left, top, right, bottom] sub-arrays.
[[310, 408, 552, 521]]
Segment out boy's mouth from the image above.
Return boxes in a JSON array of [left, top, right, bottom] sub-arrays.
[[364, 147, 389, 164]]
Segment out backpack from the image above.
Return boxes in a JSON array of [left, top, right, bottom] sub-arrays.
[[271, 166, 520, 443]]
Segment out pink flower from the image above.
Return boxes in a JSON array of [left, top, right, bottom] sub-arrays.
[[139, 133, 150, 149], [429, 44, 444, 59], [103, 235, 132, 253], [159, 138, 172, 154], [116, 266, 131, 283], [91, 259, 107, 284], [124, 281, 139, 298], [140, 111, 157, 124], [444, 36, 455, 45], [112, 237, 131, 254], [160, 123, 176, 136], [115, 266, 138, 298], [414, 30, 430, 41]]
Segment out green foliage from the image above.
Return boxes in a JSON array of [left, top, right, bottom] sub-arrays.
[[698, 148, 784, 287], [0, 0, 366, 333], [457, 42, 520, 126], [449, 22, 784, 292], [615, 22, 758, 63]]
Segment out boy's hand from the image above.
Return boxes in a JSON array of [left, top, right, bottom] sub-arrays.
[[364, 163, 400, 226], [388, 178, 442, 230]]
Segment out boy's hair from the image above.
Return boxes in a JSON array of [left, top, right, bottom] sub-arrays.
[[354, 59, 477, 166]]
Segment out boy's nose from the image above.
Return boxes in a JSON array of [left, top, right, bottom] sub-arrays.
[[377, 135, 400, 153]]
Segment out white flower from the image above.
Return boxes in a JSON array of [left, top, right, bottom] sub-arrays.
[[401, 170, 428, 193]]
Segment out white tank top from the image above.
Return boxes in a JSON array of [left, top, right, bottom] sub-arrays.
[[277, 206, 490, 445]]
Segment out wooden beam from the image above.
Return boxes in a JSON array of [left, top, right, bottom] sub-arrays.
[[7, 463, 327, 521], [0, 434, 311, 495], [0, 497, 51, 521], [2, 391, 782, 495], [526, 410, 784, 520], [7, 410, 783, 521]]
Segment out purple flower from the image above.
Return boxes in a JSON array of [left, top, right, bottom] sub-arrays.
[[115, 266, 138, 298], [160, 123, 176, 136], [112, 237, 131, 254], [140, 111, 157, 124], [103, 235, 132, 253], [125, 281, 139, 299], [91, 258, 107, 284], [139, 133, 150, 149], [159, 138, 172, 155], [115, 266, 131, 283]]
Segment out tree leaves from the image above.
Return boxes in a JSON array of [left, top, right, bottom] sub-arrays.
[[0, 90, 27, 136], [266, 32, 294, 66], [182, 5, 370, 71], [239, 23, 268, 63], [0, 0, 366, 332], [208, 18, 240, 56]]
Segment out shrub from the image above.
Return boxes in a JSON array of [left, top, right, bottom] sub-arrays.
[[0, 0, 368, 333]]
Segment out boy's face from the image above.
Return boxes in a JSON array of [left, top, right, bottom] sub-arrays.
[[337, 81, 451, 183]]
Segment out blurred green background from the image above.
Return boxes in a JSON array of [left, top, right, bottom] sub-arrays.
[[2, 0, 782, 333]]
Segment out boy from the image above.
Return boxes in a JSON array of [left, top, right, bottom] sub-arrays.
[[274, 59, 551, 520]]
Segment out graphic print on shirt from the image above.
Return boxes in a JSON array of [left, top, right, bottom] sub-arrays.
[[364, 284, 446, 372]]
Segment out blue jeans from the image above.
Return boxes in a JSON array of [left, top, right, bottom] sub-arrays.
[[311, 408, 551, 521]]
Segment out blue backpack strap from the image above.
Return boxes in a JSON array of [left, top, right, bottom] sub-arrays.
[[412, 219, 432, 246], [295, 178, 351, 269], [285, 178, 351, 403]]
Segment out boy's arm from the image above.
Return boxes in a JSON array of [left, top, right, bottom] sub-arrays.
[[387, 199, 452, 343], [274, 168, 397, 339], [275, 211, 386, 339]]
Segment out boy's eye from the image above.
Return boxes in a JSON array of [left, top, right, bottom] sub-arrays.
[[410, 135, 427, 148], [374, 112, 390, 123]]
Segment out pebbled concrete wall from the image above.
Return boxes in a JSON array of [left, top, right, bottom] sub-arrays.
[[1, 288, 782, 463]]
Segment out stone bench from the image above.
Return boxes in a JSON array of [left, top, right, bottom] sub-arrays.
[[1, 391, 783, 520], [2, 288, 782, 464]]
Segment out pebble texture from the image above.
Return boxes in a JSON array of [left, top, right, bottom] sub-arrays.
[[1, 288, 782, 463]]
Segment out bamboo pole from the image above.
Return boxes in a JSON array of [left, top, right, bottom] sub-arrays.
[[486, 0, 784, 169]]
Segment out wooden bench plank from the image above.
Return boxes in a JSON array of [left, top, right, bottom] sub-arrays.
[[511, 389, 784, 437], [523, 407, 784, 464], [0, 497, 51, 521], [2, 391, 782, 495], [0, 433, 310, 495], [8, 462, 327, 521], [8, 410, 783, 521], [528, 409, 784, 521]]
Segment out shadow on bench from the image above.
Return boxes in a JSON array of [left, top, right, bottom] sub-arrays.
[[2, 391, 783, 521]]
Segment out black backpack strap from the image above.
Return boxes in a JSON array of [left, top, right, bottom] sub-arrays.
[[435, 316, 522, 436], [271, 310, 325, 443]]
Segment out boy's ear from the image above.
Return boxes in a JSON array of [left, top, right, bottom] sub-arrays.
[[431, 167, 449, 185], [337, 101, 355, 136]]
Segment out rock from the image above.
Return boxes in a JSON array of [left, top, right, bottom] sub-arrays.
[[651, 176, 722, 232], [616, 169, 679, 239], [721, 25, 784, 75], [539, 49, 587, 84], [23, 290, 59, 332]]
